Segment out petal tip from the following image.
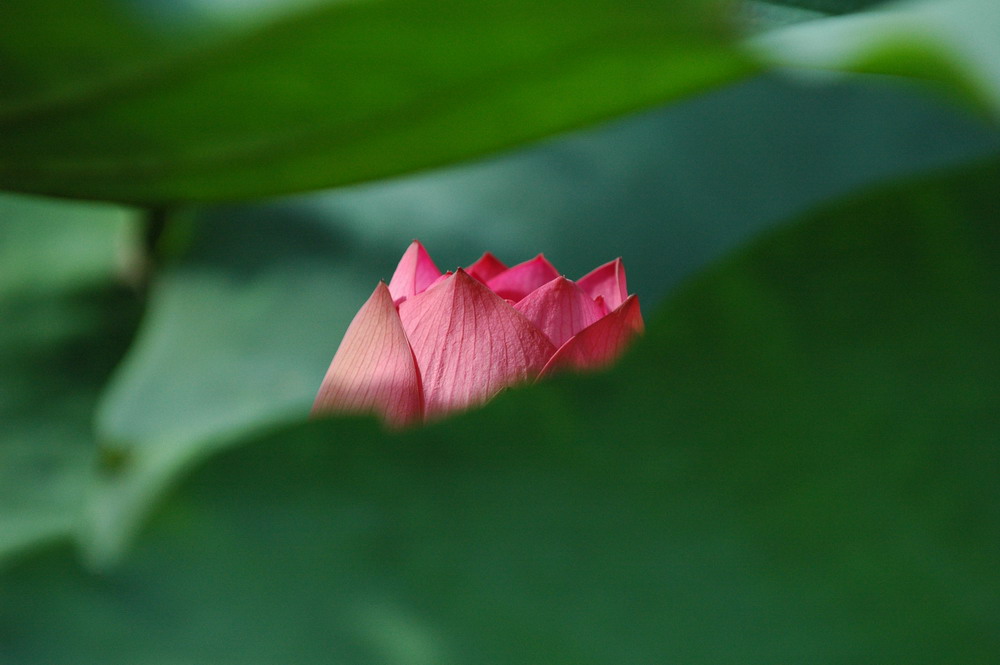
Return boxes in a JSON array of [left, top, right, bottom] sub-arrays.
[[313, 282, 423, 426], [388, 240, 442, 300]]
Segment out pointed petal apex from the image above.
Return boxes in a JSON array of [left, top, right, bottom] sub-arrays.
[[577, 258, 627, 310], [486, 254, 560, 302], [466, 252, 508, 283], [388, 240, 442, 301], [399, 270, 555, 419], [540, 295, 643, 376], [514, 276, 604, 348], [312, 282, 423, 427]]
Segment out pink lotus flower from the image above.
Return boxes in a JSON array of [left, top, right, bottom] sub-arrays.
[[312, 241, 643, 426]]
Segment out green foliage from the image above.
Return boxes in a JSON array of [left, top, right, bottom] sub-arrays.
[[752, 0, 1000, 120], [0, 0, 752, 203], [0, 198, 139, 558], [3, 159, 999, 663], [1, 0, 999, 662]]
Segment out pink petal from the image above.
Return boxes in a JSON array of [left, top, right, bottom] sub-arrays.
[[486, 254, 560, 302], [395, 271, 454, 307], [540, 295, 644, 376], [312, 282, 423, 427], [425, 270, 453, 291], [514, 276, 604, 348], [398, 269, 555, 419], [577, 258, 627, 310], [387, 240, 442, 301], [465, 252, 508, 284]]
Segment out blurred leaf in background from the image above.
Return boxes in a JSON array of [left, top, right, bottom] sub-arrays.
[[0, 197, 139, 558], [4, 158, 998, 664], [752, 0, 1000, 119], [4, 0, 1000, 204], [0, 0, 752, 202]]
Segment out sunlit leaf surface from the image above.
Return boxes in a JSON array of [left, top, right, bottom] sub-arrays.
[[751, 0, 1000, 119]]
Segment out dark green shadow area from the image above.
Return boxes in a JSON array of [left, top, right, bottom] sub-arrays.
[[754, 0, 890, 14], [4, 159, 997, 664]]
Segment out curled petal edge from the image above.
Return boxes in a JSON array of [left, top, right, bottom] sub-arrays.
[[539, 295, 643, 377], [577, 258, 627, 311]]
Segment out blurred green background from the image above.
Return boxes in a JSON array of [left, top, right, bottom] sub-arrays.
[[1, 0, 999, 662]]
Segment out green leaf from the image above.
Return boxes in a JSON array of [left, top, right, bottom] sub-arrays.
[[750, 0, 1000, 120], [0, 197, 140, 559], [5, 157, 999, 663], [0, 0, 752, 204], [86, 75, 1000, 560]]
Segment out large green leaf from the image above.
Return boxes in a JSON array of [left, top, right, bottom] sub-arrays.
[[750, 0, 1000, 119], [5, 157, 999, 663], [86, 75, 1000, 560], [0, 197, 139, 559], [0, 0, 752, 203]]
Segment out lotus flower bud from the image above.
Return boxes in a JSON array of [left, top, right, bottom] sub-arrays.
[[313, 241, 643, 426]]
